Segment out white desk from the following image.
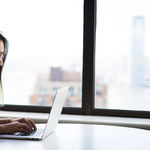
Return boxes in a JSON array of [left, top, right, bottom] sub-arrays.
[[0, 123, 150, 150]]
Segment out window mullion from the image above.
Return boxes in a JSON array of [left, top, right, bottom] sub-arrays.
[[82, 0, 96, 115]]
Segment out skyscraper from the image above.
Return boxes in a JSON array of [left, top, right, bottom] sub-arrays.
[[131, 16, 145, 86]]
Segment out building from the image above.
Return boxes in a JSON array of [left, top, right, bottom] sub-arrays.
[[131, 16, 146, 86], [30, 67, 107, 107]]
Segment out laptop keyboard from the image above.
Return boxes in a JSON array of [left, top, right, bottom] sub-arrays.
[[33, 128, 44, 136], [15, 128, 44, 137]]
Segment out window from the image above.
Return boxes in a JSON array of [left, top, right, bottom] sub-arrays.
[[1, 0, 150, 118], [1, 0, 83, 108], [95, 0, 150, 112]]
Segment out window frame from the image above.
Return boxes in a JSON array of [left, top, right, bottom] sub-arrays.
[[1, 0, 150, 119]]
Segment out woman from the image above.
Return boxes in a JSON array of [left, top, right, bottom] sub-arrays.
[[0, 33, 36, 135]]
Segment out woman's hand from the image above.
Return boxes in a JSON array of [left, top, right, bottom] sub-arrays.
[[11, 118, 37, 132], [0, 122, 33, 135]]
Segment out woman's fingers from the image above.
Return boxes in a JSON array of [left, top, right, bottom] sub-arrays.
[[23, 119, 33, 132], [15, 118, 37, 131], [28, 119, 37, 131], [19, 128, 30, 135], [21, 123, 32, 134], [24, 119, 36, 131]]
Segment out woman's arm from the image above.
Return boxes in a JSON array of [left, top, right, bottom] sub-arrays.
[[0, 125, 5, 134], [0, 118, 12, 124]]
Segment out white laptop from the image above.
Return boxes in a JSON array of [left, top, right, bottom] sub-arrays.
[[0, 87, 69, 140]]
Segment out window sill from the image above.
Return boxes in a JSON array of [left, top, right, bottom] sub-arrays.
[[0, 111, 150, 130]]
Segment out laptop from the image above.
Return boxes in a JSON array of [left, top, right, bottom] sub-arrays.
[[0, 86, 69, 140]]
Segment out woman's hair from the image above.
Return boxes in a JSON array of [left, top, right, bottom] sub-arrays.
[[0, 33, 8, 106], [0, 33, 8, 81], [0, 33, 8, 63]]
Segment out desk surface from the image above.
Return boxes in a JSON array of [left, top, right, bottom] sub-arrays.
[[0, 123, 150, 150]]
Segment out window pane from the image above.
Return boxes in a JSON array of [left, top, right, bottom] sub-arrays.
[[95, 0, 150, 110], [1, 0, 83, 107]]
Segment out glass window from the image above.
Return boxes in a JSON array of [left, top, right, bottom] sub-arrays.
[[95, 0, 150, 111], [1, 0, 83, 107], [68, 87, 74, 96]]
